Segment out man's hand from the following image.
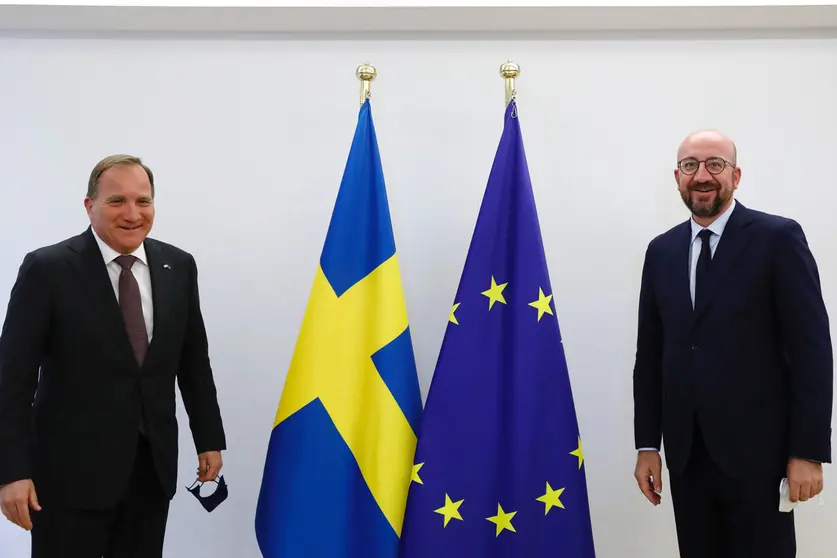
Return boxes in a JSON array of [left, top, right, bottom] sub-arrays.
[[634, 450, 663, 506], [197, 451, 223, 482], [0, 479, 41, 530], [787, 458, 823, 503]]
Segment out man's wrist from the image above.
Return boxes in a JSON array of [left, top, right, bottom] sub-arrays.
[[790, 456, 822, 464]]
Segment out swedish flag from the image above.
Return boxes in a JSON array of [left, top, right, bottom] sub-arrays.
[[399, 99, 597, 557], [255, 99, 422, 557]]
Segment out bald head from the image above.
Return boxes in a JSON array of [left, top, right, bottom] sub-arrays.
[[677, 129, 737, 165]]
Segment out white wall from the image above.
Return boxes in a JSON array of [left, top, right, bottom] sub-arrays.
[[0, 31, 835, 557]]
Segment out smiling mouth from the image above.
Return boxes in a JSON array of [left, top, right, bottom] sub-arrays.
[[693, 187, 717, 194], [119, 225, 142, 231]]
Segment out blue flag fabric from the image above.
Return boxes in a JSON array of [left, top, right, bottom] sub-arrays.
[[255, 99, 422, 558], [399, 99, 596, 557]]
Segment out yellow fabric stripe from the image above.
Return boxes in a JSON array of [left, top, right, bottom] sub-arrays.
[[274, 254, 417, 536]]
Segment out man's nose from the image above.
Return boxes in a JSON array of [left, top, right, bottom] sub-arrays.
[[123, 204, 142, 221], [694, 163, 714, 182]]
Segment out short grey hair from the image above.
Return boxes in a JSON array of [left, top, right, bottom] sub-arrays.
[[87, 154, 155, 199]]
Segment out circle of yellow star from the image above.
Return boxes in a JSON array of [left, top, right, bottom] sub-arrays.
[[570, 437, 584, 469], [411, 462, 424, 484], [481, 276, 508, 310], [434, 494, 464, 527], [536, 482, 566, 515], [528, 287, 554, 321], [486, 503, 516, 536], [449, 303, 460, 325]]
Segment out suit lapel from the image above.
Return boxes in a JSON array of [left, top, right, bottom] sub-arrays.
[[671, 222, 694, 320], [143, 239, 173, 368], [692, 203, 753, 323], [68, 228, 138, 364]]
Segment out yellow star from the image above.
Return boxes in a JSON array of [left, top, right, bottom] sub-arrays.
[[570, 437, 584, 469], [486, 503, 516, 536], [411, 462, 424, 484], [449, 303, 460, 325], [434, 494, 464, 527], [481, 276, 508, 310], [536, 482, 565, 515], [528, 287, 554, 321]]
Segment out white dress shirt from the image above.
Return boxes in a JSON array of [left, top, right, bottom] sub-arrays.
[[688, 199, 736, 308], [90, 227, 154, 342], [638, 199, 736, 452]]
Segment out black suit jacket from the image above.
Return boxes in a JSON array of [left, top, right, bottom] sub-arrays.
[[0, 227, 226, 509], [633, 202, 833, 479]]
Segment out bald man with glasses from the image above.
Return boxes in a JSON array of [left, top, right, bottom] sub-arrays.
[[631, 129, 833, 557]]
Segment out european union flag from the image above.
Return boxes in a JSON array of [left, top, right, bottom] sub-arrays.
[[255, 98, 422, 557], [399, 99, 597, 557]]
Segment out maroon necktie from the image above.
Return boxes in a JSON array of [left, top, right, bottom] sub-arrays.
[[115, 255, 148, 366]]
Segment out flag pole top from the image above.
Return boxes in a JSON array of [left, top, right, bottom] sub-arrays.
[[356, 62, 377, 106], [500, 60, 520, 107]]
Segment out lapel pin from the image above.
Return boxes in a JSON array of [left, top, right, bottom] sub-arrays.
[[163, 264, 171, 269]]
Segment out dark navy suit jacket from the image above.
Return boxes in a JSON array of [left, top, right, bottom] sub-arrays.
[[633, 201, 833, 479]]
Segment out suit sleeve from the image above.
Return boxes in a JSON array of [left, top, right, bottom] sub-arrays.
[[0, 253, 50, 486], [177, 254, 226, 455], [772, 220, 833, 463], [633, 243, 664, 451]]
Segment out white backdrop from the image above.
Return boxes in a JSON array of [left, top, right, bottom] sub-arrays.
[[0, 31, 836, 557]]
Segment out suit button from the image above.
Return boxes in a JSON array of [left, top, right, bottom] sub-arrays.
[[691, 344, 697, 350]]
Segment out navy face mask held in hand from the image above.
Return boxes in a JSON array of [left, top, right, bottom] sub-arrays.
[[186, 475, 228, 512]]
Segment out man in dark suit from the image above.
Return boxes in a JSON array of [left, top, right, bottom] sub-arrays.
[[0, 155, 227, 557], [632, 129, 833, 557]]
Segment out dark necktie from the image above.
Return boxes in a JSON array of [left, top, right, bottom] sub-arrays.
[[116, 255, 148, 366], [694, 228, 713, 309]]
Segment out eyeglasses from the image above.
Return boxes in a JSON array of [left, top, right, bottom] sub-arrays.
[[677, 157, 735, 175]]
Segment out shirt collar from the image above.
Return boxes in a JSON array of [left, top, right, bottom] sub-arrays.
[[690, 198, 736, 243], [90, 226, 148, 267]]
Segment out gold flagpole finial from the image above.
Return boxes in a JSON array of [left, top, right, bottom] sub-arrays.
[[500, 60, 520, 107], [356, 63, 377, 106]]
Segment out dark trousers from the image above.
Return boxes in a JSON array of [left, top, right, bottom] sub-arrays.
[[670, 424, 796, 558], [31, 434, 170, 558]]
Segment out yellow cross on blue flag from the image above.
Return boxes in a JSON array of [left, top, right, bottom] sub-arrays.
[[399, 99, 597, 557], [254, 98, 423, 558]]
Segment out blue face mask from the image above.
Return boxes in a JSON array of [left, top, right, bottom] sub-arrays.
[[186, 475, 228, 512]]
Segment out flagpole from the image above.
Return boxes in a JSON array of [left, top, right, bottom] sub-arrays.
[[357, 62, 377, 106], [500, 60, 520, 106]]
